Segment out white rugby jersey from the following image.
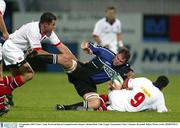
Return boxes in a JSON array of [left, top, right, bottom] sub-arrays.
[[0, 0, 6, 15], [8, 22, 61, 51], [92, 18, 121, 53], [108, 77, 168, 112]]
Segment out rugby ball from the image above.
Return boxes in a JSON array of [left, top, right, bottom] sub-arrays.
[[111, 75, 123, 89]]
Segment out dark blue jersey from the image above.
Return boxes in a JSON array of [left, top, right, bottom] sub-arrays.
[[86, 42, 132, 84]]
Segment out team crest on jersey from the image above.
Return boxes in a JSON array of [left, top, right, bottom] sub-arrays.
[[103, 65, 115, 77]]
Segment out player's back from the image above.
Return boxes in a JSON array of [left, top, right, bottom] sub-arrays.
[[125, 77, 165, 112], [8, 22, 40, 50]]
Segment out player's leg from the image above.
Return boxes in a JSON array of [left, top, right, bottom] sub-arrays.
[[56, 92, 107, 111], [56, 72, 107, 111], [4, 61, 34, 106], [0, 43, 3, 80], [0, 85, 10, 116], [2, 41, 34, 93], [6, 61, 34, 94], [84, 92, 107, 111], [30, 53, 75, 71]]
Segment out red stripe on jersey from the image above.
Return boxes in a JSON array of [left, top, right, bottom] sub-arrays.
[[33, 48, 42, 51], [125, 78, 130, 89], [53, 42, 62, 47]]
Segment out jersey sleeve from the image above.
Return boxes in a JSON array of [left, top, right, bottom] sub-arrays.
[[116, 19, 122, 34], [88, 41, 115, 61], [0, 0, 6, 15], [125, 78, 134, 89], [156, 93, 168, 113], [48, 31, 62, 47], [27, 27, 42, 49], [92, 20, 102, 36]]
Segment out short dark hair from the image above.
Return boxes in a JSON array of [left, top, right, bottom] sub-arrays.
[[106, 6, 116, 12], [154, 75, 169, 90], [118, 47, 131, 62], [40, 12, 57, 24]]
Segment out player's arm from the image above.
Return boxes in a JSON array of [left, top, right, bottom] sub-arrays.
[[117, 33, 123, 47], [56, 43, 77, 61], [81, 41, 114, 60], [0, 11, 9, 40], [48, 31, 77, 61], [92, 21, 102, 45], [121, 78, 134, 90], [127, 70, 135, 79], [156, 94, 168, 113], [117, 20, 123, 47], [92, 35, 101, 45]]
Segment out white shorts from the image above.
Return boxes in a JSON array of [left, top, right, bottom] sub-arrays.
[[2, 40, 25, 66], [107, 89, 129, 112]]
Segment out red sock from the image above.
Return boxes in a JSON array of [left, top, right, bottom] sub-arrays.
[[0, 104, 5, 109], [7, 75, 24, 93], [99, 98, 107, 111], [3, 76, 13, 86], [100, 94, 109, 102], [0, 86, 6, 95]]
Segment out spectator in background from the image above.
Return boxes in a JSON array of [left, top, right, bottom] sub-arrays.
[[0, 0, 9, 79], [92, 6, 123, 54]]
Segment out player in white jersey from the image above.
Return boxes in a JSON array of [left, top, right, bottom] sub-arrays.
[[0, 0, 9, 79], [1, 12, 76, 107], [107, 75, 169, 112], [92, 6, 123, 54], [0, 0, 9, 116]]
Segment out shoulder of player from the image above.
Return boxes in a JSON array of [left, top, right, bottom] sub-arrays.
[[25, 22, 40, 33], [96, 18, 106, 24], [0, 0, 6, 13], [24, 21, 39, 29], [115, 18, 121, 24]]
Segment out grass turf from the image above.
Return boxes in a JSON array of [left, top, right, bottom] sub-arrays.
[[0, 73, 180, 122]]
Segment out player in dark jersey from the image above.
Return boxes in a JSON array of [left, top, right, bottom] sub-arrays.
[[54, 41, 134, 111], [24, 40, 133, 111]]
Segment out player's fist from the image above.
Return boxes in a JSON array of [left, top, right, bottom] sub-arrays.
[[81, 41, 92, 55]]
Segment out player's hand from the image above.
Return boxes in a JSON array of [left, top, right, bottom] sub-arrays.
[[108, 81, 122, 90], [25, 48, 38, 61], [1, 32, 9, 40], [81, 41, 93, 55]]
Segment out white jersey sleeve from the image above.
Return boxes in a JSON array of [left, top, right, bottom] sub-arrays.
[[27, 25, 42, 49], [92, 20, 102, 36], [116, 19, 122, 33], [48, 31, 61, 46], [125, 78, 135, 89], [155, 93, 168, 113], [0, 0, 6, 15]]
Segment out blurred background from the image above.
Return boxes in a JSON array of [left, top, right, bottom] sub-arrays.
[[4, 0, 180, 74]]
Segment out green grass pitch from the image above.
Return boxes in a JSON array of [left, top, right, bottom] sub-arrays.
[[0, 73, 180, 122]]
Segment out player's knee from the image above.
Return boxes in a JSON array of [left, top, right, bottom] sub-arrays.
[[57, 54, 72, 66], [22, 71, 34, 82], [84, 93, 101, 109]]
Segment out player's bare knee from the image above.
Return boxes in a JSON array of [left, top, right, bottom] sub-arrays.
[[90, 98, 100, 109], [19, 64, 34, 82], [22, 71, 34, 82], [57, 54, 72, 65], [84, 93, 101, 109]]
